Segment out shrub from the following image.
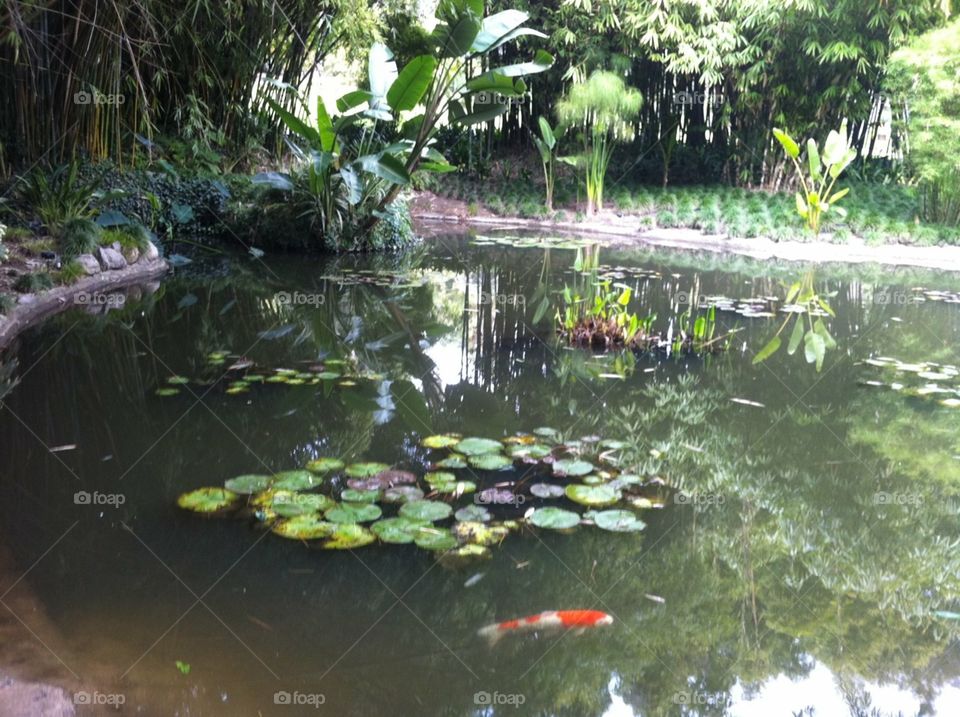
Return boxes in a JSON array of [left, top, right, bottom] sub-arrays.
[[13, 271, 55, 293], [0, 293, 13, 314], [60, 217, 102, 257], [57, 259, 85, 285], [101, 224, 150, 252]]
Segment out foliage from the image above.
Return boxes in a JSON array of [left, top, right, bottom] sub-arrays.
[[0, 292, 13, 315], [531, 117, 563, 211], [753, 271, 837, 372], [15, 162, 102, 235], [60, 217, 102, 257], [57, 259, 86, 285], [12, 271, 54, 293], [556, 71, 642, 213], [885, 18, 960, 226], [773, 122, 857, 236]]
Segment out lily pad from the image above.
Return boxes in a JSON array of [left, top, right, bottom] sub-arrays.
[[382, 486, 425, 503], [166, 376, 191, 385], [468, 453, 514, 471], [272, 470, 323, 491], [323, 523, 375, 549], [340, 488, 380, 503], [425, 471, 458, 485], [553, 459, 595, 477], [528, 507, 581, 530], [454, 505, 491, 522], [590, 509, 646, 532], [324, 502, 382, 523], [436, 454, 468, 469], [452, 521, 509, 546], [344, 462, 391, 478], [431, 480, 476, 496], [271, 515, 336, 540], [305, 457, 345, 474], [455, 437, 504, 456], [399, 500, 453, 522], [565, 484, 621, 507], [348, 470, 416, 490], [155, 388, 181, 397], [272, 492, 336, 517], [506, 443, 553, 460], [439, 543, 492, 565], [413, 526, 458, 551], [530, 483, 565, 499], [421, 434, 462, 449], [177, 487, 240, 514], [224, 474, 272, 494], [371, 517, 429, 544]]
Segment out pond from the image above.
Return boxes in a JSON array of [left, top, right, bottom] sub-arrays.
[[2, 231, 960, 716]]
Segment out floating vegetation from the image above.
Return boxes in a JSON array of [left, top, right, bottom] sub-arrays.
[[857, 357, 960, 407], [470, 234, 598, 250], [319, 267, 431, 289], [178, 426, 675, 559]]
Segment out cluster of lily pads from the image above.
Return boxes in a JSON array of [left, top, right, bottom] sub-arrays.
[[319, 267, 429, 289], [155, 351, 364, 397], [177, 428, 664, 562], [699, 294, 832, 319], [905, 288, 960, 304], [858, 357, 960, 408]]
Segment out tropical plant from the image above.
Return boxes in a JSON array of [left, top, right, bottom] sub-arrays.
[[773, 121, 857, 237], [752, 270, 837, 372], [15, 162, 103, 235], [885, 17, 960, 226], [60, 217, 102, 257], [531, 117, 563, 211], [259, 0, 552, 249], [557, 71, 642, 214]]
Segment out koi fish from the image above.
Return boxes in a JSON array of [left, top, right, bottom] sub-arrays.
[[477, 610, 613, 646]]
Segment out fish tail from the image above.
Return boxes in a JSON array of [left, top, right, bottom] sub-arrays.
[[477, 623, 504, 647]]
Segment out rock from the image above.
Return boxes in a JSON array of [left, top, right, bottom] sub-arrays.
[[122, 246, 139, 264], [75, 254, 101, 276], [110, 241, 121, 252], [17, 294, 36, 305], [142, 241, 160, 262], [96, 247, 126, 271]]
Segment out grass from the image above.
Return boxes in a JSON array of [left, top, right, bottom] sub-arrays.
[[430, 173, 960, 246]]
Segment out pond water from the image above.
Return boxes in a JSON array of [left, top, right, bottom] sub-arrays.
[[2, 232, 960, 716]]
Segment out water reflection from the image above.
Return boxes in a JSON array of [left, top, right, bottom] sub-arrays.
[[0, 233, 959, 715]]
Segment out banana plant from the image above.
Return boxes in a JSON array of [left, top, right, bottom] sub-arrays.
[[773, 120, 857, 237], [531, 117, 563, 211]]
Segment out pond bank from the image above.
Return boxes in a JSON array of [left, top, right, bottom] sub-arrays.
[[0, 256, 169, 351], [411, 195, 960, 272]]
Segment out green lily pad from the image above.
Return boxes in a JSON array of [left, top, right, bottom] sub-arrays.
[[600, 439, 628, 450], [455, 437, 504, 456], [421, 434, 462, 449], [272, 470, 323, 491], [454, 505, 491, 522], [413, 526, 458, 551], [305, 457, 345, 474], [565, 484, 621, 507], [468, 453, 513, 471], [340, 488, 380, 503], [533, 426, 561, 442], [167, 376, 191, 385], [425, 471, 457, 485], [439, 543, 492, 565], [436, 454, 468, 469], [271, 515, 336, 540], [452, 521, 509, 546], [528, 507, 581, 530], [506, 443, 553, 460], [344, 462, 390, 478], [272, 491, 336, 517], [324, 502, 382, 523], [590, 509, 647, 532], [316, 371, 342, 380], [224, 474, 272, 494], [371, 517, 429, 544], [530, 483, 565, 499], [323, 523, 375, 549], [382, 486, 425, 503], [155, 388, 181, 397], [177, 487, 241, 514], [553, 459, 595, 477], [266, 375, 288, 383], [399, 500, 453, 522], [431, 480, 476, 496]]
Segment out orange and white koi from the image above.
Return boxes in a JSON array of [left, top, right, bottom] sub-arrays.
[[477, 610, 613, 646]]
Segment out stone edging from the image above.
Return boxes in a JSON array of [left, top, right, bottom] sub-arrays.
[[413, 212, 960, 272], [0, 256, 169, 350]]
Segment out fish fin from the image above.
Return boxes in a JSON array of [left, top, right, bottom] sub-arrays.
[[477, 623, 504, 647]]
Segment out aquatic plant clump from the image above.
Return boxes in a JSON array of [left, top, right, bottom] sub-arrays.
[[178, 426, 676, 558]]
